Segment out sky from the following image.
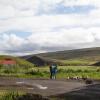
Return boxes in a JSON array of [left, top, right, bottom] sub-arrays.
[[0, 0, 100, 55]]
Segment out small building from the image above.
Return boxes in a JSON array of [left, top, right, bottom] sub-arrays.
[[0, 58, 16, 66]]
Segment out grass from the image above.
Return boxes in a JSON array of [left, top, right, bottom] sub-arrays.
[[0, 91, 49, 100], [35, 66, 100, 79], [60, 59, 90, 66], [0, 54, 100, 79], [0, 65, 100, 79], [0, 90, 25, 100]]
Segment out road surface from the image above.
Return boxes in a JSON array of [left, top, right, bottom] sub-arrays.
[[0, 77, 87, 96]]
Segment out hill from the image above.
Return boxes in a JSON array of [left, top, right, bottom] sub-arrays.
[[21, 55, 61, 66], [21, 47, 100, 66], [36, 47, 100, 60]]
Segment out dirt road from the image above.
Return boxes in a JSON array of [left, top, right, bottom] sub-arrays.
[[0, 77, 87, 96]]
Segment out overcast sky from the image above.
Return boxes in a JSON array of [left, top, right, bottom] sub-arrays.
[[0, 0, 100, 55]]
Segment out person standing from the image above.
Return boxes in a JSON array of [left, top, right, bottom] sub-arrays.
[[49, 64, 57, 79], [49, 65, 52, 79]]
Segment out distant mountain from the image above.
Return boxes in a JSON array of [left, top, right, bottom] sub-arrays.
[[21, 47, 100, 66], [36, 47, 100, 60]]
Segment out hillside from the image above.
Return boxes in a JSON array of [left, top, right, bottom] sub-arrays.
[[36, 47, 100, 60], [21, 47, 100, 66], [21, 55, 61, 66]]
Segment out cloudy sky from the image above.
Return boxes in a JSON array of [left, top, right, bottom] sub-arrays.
[[0, 0, 100, 55]]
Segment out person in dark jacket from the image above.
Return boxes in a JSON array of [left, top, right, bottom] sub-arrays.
[[49, 64, 57, 79]]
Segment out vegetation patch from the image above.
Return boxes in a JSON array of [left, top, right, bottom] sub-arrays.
[[0, 91, 49, 100]]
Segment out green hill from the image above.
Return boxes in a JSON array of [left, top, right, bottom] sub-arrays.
[[22, 47, 100, 66], [21, 55, 61, 66], [36, 47, 100, 60]]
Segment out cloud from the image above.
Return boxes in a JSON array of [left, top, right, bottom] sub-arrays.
[[0, 34, 25, 50], [0, 13, 100, 34], [0, 28, 98, 55], [0, 0, 100, 55], [0, 5, 15, 19], [0, 0, 98, 19], [28, 28, 94, 46]]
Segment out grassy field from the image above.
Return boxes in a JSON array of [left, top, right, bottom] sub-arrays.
[[34, 66, 100, 79], [0, 65, 100, 79], [0, 48, 100, 79]]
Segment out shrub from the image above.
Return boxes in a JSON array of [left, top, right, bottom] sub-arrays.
[[83, 70, 90, 73], [85, 79, 93, 84], [26, 70, 44, 76], [96, 68, 100, 72], [76, 69, 82, 73], [4, 69, 13, 74], [1, 91, 19, 100], [16, 93, 49, 100], [3, 68, 17, 74], [1, 92, 49, 100], [58, 69, 74, 73], [66, 69, 74, 73]]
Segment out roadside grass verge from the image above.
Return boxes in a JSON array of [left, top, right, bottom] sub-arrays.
[[0, 90, 25, 100], [0, 91, 49, 100]]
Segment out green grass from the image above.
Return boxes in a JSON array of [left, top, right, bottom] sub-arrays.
[[60, 59, 91, 66], [0, 90, 25, 100], [34, 66, 100, 79], [0, 65, 100, 79]]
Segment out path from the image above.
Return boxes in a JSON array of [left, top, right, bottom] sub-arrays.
[[0, 77, 87, 96]]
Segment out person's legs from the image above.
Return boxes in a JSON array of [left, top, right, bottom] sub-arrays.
[[54, 73, 56, 79], [53, 75, 56, 79], [52, 73, 56, 79], [50, 72, 52, 79], [55, 73, 56, 79]]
